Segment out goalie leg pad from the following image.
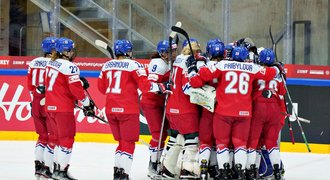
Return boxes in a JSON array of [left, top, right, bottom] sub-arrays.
[[162, 134, 184, 176]]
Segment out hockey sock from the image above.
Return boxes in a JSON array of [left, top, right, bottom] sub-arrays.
[[149, 146, 163, 163], [229, 148, 234, 168], [216, 147, 230, 168], [246, 148, 257, 169], [255, 149, 262, 168], [199, 144, 211, 165], [35, 142, 46, 162], [234, 147, 247, 168], [57, 146, 72, 170], [120, 151, 133, 175], [268, 147, 281, 166], [44, 144, 54, 171]]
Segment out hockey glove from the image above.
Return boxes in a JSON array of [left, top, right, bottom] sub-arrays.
[[36, 86, 45, 94], [185, 55, 198, 75], [83, 100, 95, 117], [80, 77, 90, 90], [273, 62, 286, 79], [157, 81, 173, 94], [195, 53, 208, 62], [262, 90, 273, 98]]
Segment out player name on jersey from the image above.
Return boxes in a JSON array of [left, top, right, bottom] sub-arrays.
[[223, 62, 253, 71], [104, 61, 129, 69], [48, 60, 62, 69]]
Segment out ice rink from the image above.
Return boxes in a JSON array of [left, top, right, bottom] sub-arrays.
[[0, 141, 329, 180]]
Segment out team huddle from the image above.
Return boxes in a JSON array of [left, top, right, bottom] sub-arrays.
[[27, 35, 287, 180]]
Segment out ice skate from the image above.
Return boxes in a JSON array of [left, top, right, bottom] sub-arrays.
[[35, 160, 43, 179], [208, 165, 218, 179], [200, 159, 208, 180], [114, 167, 121, 180], [39, 166, 52, 179], [233, 164, 245, 180], [161, 166, 176, 179], [215, 163, 232, 180], [273, 164, 282, 180], [52, 164, 77, 180], [245, 164, 258, 180], [148, 160, 158, 179], [180, 169, 199, 179]]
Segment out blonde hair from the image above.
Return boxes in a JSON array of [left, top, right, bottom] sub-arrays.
[[181, 42, 201, 55], [51, 52, 60, 61]]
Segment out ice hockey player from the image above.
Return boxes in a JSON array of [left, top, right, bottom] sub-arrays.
[[140, 39, 177, 178], [98, 39, 163, 180], [160, 38, 202, 179], [45, 37, 94, 180], [198, 39, 225, 180], [186, 46, 281, 179], [246, 48, 286, 180], [27, 37, 57, 179]]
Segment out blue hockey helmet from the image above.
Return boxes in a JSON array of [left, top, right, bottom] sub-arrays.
[[41, 37, 57, 53], [55, 37, 75, 54], [114, 39, 133, 56], [259, 48, 275, 65], [206, 38, 222, 54], [157, 40, 177, 54], [209, 42, 225, 58], [231, 46, 249, 62], [182, 38, 199, 48]]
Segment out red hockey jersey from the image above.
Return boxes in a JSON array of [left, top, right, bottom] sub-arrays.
[[98, 58, 150, 114], [45, 59, 86, 112], [190, 60, 277, 117], [27, 57, 49, 98]]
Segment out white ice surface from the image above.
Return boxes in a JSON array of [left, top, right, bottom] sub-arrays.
[[0, 141, 329, 180]]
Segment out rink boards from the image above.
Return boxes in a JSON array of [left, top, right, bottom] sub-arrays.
[[0, 56, 330, 154]]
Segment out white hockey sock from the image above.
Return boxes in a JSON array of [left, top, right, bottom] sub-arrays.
[[53, 146, 59, 164], [35, 143, 46, 162], [57, 146, 72, 170], [120, 152, 133, 175], [268, 147, 281, 166], [217, 148, 230, 169], [149, 146, 162, 163], [44, 145, 54, 170], [115, 150, 121, 168], [246, 148, 256, 169], [255, 150, 262, 168], [234, 147, 247, 168], [199, 145, 211, 165]]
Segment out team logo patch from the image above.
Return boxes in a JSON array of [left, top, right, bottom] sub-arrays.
[[112, 108, 124, 112], [169, 108, 179, 114], [47, 106, 57, 110], [68, 75, 80, 84], [136, 69, 147, 77], [259, 67, 266, 75], [239, 111, 250, 116], [148, 74, 159, 81]]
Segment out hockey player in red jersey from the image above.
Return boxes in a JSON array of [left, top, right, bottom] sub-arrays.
[[98, 39, 158, 180], [27, 37, 57, 179], [198, 39, 225, 179], [246, 48, 286, 180], [45, 37, 94, 180], [161, 39, 202, 179], [140, 40, 177, 178], [187, 46, 280, 179]]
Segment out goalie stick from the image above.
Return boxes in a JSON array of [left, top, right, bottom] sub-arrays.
[[270, 25, 311, 152], [154, 21, 182, 179], [95, 39, 115, 59]]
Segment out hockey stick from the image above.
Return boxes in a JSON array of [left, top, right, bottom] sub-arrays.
[[269, 25, 295, 144], [75, 105, 108, 124], [95, 39, 115, 59], [270, 25, 311, 152], [288, 116, 311, 124], [171, 26, 195, 57], [155, 21, 182, 174]]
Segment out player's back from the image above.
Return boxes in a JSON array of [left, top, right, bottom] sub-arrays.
[[45, 58, 81, 112], [99, 58, 144, 114], [214, 60, 271, 117], [166, 54, 198, 115], [141, 58, 170, 106], [27, 57, 49, 96], [252, 73, 285, 103]]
